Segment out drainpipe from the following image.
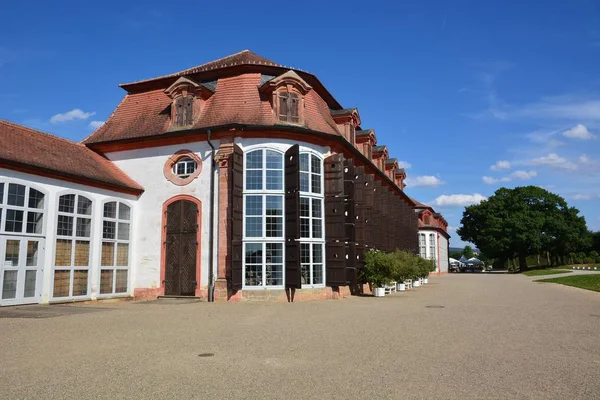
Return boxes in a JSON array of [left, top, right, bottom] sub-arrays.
[[207, 130, 216, 302]]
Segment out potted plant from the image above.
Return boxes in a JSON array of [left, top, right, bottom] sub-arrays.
[[361, 250, 392, 297], [390, 250, 411, 292]]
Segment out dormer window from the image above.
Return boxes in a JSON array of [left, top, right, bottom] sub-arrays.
[[175, 96, 194, 127], [172, 157, 197, 178], [278, 90, 299, 123]]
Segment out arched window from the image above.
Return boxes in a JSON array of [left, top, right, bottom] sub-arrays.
[[243, 148, 284, 288], [53, 194, 92, 298], [419, 233, 426, 258], [0, 182, 45, 235], [299, 153, 324, 287], [429, 233, 436, 263], [100, 201, 131, 295]]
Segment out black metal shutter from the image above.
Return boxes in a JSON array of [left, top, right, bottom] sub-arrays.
[[230, 144, 244, 291], [285, 145, 301, 289], [325, 153, 346, 286]]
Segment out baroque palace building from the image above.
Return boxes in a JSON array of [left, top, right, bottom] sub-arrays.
[[0, 50, 449, 305]]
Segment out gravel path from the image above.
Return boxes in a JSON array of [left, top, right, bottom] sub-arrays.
[[1, 273, 598, 399]]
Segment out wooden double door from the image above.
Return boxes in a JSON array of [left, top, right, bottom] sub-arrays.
[[164, 200, 198, 296]]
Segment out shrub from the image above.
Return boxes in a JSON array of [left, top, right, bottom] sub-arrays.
[[361, 250, 393, 288], [590, 251, 599, 263], [389, 250, 414, 282]]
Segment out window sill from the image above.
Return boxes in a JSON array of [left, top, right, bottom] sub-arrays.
[[242, 286, 285, 291]]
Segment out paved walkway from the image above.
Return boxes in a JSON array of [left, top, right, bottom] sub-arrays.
[[1, 273, 599, 399]]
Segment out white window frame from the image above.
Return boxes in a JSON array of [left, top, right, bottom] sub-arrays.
[[419, 233, 427, 259], [0, 181, 47, 237], [172, 157, 197, 178], [429, 233, 436, 262], [52, 191, 94, 300], [242, 147, 285, 289], [98, 200, 132, 297], [299, 151, 325, 288]]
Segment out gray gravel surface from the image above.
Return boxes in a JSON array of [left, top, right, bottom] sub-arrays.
[[1, 273, 599, 399]]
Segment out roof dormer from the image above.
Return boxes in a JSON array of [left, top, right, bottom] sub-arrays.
[[164, 77, 214, 128], [372, 145, 388, 170], [259, 70, 312, 125], [330, 108, 361, 145]]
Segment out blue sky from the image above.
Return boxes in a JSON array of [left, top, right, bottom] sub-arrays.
[[1, 1, 600, 246]]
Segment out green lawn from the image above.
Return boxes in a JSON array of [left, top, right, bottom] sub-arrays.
[[522, 269, 571, 276], [535, 274, 600, 293]]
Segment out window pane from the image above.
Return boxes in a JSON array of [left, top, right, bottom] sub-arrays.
[[55, 239, 72, 266], [76, 217, 92, 237], [103, 220, 116, 239], [101, 242, 114, 266], [74, 240, 90, 266], [118, 222, 130, 240], [312, 219, 322, 239], [301, 243, 310, 285], [266, 196, 283, 215], [246, 170, 262, 190], [26, 211, 43, 234], [245, 216, 262, 237], [313, 264, 323, 285], [72, 270, 88, 296], [104, 202, 117, 218], [0, 183, 3, 204], [5, 209, 24, 232], [118, 203, 131, 220], [116, 243, 129, 266], [77, 196, 93, 215], [24, 270, 36, 298], [313, 244, 323, 263], [311, 155, 321, 174], [266, 170, 283, 190], [245, 243, 262, 263], [300, 218, 310, 238], [266, 217, 282, 237], [311, 173, 321, 194], [266, 264, 283, 286], [300, 154, 309, 172], [100, 270, 113, 294], [266, 150, 282, 169], [266, 243, 283, 264], [26, 241, 39, 266], [300, 172, 309, 192], [57, 215, 73, 236], [245, 196, 262, 216], [300, 197, 310, 217], [266, 243, 284, 286], [7, 183, 25, 206], [59, 194, 75, 213], [2, 270, 17, 299], [245, 264, 262, 286], [246, 150, 263, 169], [115, 270, 128, 293], [53, 270, 71, 297], [312, 199, 322, 218], [4, 240, 19, 267], [28, 188, 45, 209]]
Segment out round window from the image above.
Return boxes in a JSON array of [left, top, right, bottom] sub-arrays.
[[163, 150, 203, 186], [172, 157, 197, 178]]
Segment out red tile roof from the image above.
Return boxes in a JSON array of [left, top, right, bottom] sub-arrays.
[[0, 120, 143, 194], [84, 72, 342, 144]]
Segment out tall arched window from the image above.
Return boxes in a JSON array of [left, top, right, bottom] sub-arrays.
[[100, 201, 131, 295], [243, 148, 284, 288], [429, 233, 436, 263], [299, 152, 324, 287], [419, 233, 426, 258], [0, 182, 45, 235], [53, 194, 92, 298]]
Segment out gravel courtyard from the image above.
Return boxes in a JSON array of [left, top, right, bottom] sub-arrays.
[[1, 273, 599, 400]]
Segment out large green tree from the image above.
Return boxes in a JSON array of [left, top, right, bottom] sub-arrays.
[[463, 245, 475, 259], [457, 186, 588, 271]]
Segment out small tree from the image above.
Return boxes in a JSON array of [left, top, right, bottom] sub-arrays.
[[361, 250, 393, 288], [463, 245, 475, 259], [390, 250, 414, 283], [590, 250, 599, 264]]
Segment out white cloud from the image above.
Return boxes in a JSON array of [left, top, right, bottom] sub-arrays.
[[573, 194, 593, 201], [483, 170, 537, 184], [431, 193, 487, 207], [405, 175, 444, 188], [490, 160, 511, 171], [397, 160, 412, 169], [50, 108, 96, 124], [528, 153, 578, 171], [561, 124, 596, 140], [89, 120, 105, 129], [447, 226, 457, 232], [517, 97, 600, 121]]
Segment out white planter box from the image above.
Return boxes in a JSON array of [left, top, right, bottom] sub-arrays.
[[397, 283, 406, 292], [413, 280, 421, 288], [423, 278, 429, 284], [373, 287, 385, 297]]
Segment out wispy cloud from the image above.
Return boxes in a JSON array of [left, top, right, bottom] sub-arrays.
[[561, 124, 596, 140], [431, 193, 487, 207], [50, 109, 96, 124], [483, 170, 537, 184], [572, 193, 595, 201], [405, 175, 444, 188], [89, 120, 105, 129], [528, 153, 578, 171], [397, 160, 412, 169], [490, 160, 511, 171]]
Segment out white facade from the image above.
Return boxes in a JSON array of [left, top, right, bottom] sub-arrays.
[[0, 168, 136, 306], [418, 229, 449, 274]]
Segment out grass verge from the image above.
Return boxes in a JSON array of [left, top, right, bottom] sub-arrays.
[[535, 274, 600, 292], [522, 269, 571, 277]]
